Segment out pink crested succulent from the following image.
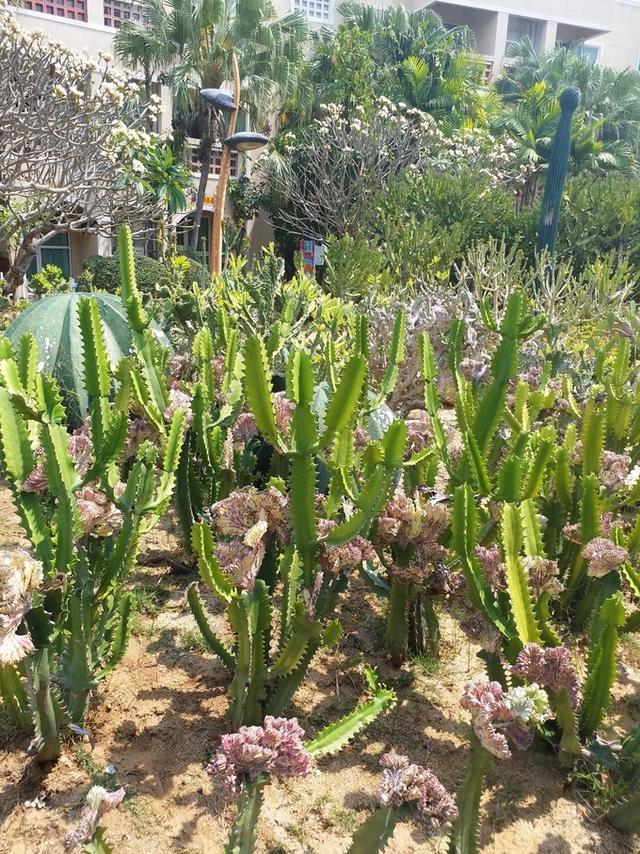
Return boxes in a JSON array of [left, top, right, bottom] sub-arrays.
[[375, 490, 450, 552], [511, 643, 581, 709], [523, 556, 563, 598], [273, 391, 296, 436], [68, 425, 94, 476], [317, 518, 376, 576], [0, 548, 44, 665], [76, 487, 123, 537], [207, 716, 312, 794], [460, 613, 502, 654], [232, 412, 259, 444], [474, 545, 506, 593], [581, 537, 629, 578], [377, 752, 457, 828], [405, 409, 432, 455], [164, 386, 193, 427], [599, 450, 632, 493], [460, 678, 514, 759], [211, 487, 289, 543], [21, 464, 48, 493], [62, 786, 125, 852]]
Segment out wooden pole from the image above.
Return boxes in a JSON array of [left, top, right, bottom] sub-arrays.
[[210, 52, 240, 274]]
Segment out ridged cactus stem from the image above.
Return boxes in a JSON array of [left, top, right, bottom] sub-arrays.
[[386, 577, 410, 667], [31, 650, 62, 763], [536, 87, 581, 255], [449, 733, 493, 854], [225, 777, 267, 854]]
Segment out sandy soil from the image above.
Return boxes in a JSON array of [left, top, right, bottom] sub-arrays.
[[1, 487, 639, 854]]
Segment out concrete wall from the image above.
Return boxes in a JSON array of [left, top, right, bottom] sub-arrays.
[[587, 2, 640, 71]]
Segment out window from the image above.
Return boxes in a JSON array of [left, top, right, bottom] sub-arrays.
[[292, 0, 333, 25], [27, 233, 71, 279], [104, 0, 145, 29], [189, 146, 238, 178], [574, 43, 599, 64], [506, 16, 542, 50], [22, 0, 87, 22]]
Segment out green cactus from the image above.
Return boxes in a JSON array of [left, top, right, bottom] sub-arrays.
[[223, 668, 395, 853], [187, 334, 406, 724], [537, 87, 581, 254], [448, 733, 493, 854], [0, 230, 185, 762]]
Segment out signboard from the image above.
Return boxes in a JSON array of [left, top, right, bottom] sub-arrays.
[[313, 243, 326, 267]]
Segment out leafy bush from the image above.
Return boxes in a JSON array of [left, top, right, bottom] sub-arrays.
[[80, 253, 208, 294], [29, 264, 70, 296]]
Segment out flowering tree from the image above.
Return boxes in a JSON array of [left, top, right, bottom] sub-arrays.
[[257, 99, 437, 241], [0, 8, 174, 289]]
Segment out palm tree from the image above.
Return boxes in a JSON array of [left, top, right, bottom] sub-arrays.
[[497, 38, 640, 152], [115, 0, 309, 251], [339, 3, 487, 126]]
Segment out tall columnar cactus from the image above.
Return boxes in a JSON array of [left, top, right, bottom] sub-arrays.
[[537, 87, 581, 255], [0, 239, 185, 762]]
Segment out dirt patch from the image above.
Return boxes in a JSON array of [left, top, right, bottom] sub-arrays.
[[1, 487, 639, 853]]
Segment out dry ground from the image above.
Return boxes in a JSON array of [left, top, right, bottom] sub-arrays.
[[1, 488, 639, 854]]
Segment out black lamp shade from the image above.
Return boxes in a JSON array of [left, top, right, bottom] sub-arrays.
[[224, 131, 269, 151], [200, 88, 236, 112]]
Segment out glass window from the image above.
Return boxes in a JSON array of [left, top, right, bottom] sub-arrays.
[[574, 43, 599, 64]]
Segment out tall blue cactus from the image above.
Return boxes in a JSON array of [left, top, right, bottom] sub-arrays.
[[537, 87, 581, 254]]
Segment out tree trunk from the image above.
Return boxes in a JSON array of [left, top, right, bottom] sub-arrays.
[[4, 241, 36, 295], [190, 129, 212, 252]]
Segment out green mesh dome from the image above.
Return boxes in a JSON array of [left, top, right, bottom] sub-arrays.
[[5, 292, 171, 426]]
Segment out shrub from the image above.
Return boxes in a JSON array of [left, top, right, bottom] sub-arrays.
[[80, 253, 208, 294]]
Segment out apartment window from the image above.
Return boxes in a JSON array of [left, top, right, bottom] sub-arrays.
[[22, 0, 87, 22], [574, 43, 599, 64], [292, 0, 333, 24], [189, 146, 238, 178], [506, 16, 542, 50], [104, 0, 145, 28]]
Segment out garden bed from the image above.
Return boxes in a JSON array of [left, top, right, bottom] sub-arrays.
[[1, 489, 637, 854]]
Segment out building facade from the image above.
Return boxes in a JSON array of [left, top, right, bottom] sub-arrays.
[[282, 0, 640, 75]]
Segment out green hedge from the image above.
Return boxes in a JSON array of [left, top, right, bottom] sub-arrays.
[[80, 253, 208, 293]]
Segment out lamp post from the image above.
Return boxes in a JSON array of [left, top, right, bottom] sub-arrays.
[[199, 55, 269, 275]]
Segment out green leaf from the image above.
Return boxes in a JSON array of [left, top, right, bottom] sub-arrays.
[[347, 806, 402, 854], [580, 592, 625, 739], [306, 667, 396, 756], [187, 583, 234, 669], [379, 311, 406, 398], [191, 522, 233, 601], [464, 430, 493, 495], [78, 297, 111, 399], [0, 387, 35, 483]]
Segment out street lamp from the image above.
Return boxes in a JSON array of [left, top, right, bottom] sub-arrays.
[[224, 131, 269, 152], [199, 88, 236, 113]]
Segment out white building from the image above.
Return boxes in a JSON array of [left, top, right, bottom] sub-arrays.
[[282, 0, 640, 74]]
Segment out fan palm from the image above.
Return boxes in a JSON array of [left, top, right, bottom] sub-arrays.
[[497, 38, 640, 152], [115, 0, 309, 250]]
